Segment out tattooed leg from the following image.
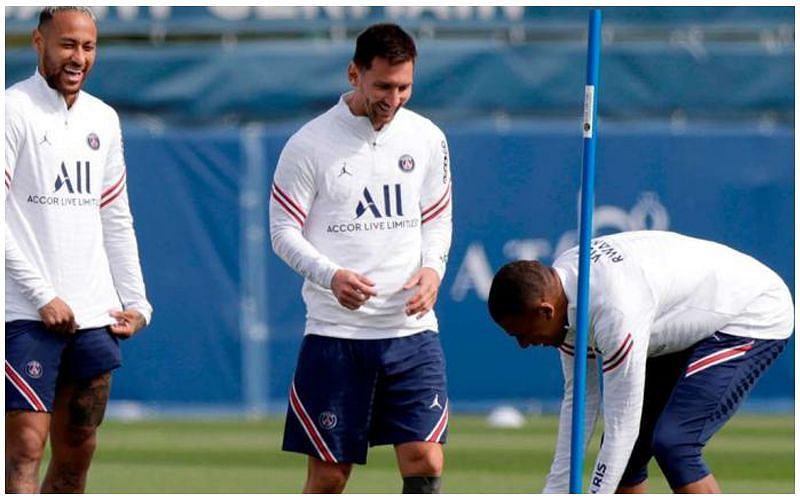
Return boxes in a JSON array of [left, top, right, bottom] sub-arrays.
[[41, 372, 112, 493], [5, 410, 51, 493]]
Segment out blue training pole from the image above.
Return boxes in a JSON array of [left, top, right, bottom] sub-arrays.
[[570, 9, 602, 494]]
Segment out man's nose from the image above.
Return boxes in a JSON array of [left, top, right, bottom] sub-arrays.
[[386, 88, 401, 107], [70, 48, 86, 66]]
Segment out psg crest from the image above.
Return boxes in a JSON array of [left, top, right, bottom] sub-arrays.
[[25, 360, 43, 379], [398, 154, 415, 173], [87, 132, 100, 150], [318, 411, 338, 430]]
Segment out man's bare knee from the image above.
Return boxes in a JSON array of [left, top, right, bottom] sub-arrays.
[[8, 425, 47, 462], [397, 442, 444, 477], [5, 432, 46, 493], [61, 424, 98, 449], [305, 459, 352, 493], [40, 374, 110, 494], [41, 425, 97, 494], [6, 411, 50, 493]]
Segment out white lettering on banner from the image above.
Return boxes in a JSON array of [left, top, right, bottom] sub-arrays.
[[116, 7, 145, 21], [209, 6, 369, 21], [150, 6, 171, 20], [385, 6, 524, 21], [450, 243, 494, 302], [6, 6, 522, 22], [448, 192, 670, 302], [628, 191, 671, 230], [207, 6, 251, 21], [503, 239, 552, 261], [62, 6, 172, 21]]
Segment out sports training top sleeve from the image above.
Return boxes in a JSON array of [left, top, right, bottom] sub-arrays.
[[419, 127, 452, 279], [585, 305, 651, 493], [543, 347, 602, 493], [5, 96, 22, 199], [4, 96, 58, 309], [99, 111, 153, 324], [269, 133, 341, 288]]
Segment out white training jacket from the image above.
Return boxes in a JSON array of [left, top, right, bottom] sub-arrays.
[[269, 94, 452, 339], [544, 230, 793, 494], [5, 71, 152, 328]]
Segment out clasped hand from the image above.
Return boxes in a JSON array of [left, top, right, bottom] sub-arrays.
[[331, 267, 440, 318]]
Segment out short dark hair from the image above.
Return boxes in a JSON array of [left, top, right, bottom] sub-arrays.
[[38, 6, 96, 29], [353, 23, 417, 70], [487, 260, 553, 324]]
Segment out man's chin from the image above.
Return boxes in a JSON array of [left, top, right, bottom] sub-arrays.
[[46, 75, 83, 97], [368, 107, 400, 127], [369, 116, 394, 130], [59, 76, 85, 94]]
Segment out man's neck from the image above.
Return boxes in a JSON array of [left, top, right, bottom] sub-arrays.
[[37, 68, 78, 109], [344, 92, 383, 131], [343, 92, 364, 117]]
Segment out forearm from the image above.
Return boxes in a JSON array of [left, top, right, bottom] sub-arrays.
[[587, 382, 643, 493], [102, 200, 152, 324], [420, 194, 452, 280], [543, 393, 575, 493], [5, 224, 56, 309], [270, 225, 340, 289], [587, 425, 640, 493], [543, 357, 601, 493]]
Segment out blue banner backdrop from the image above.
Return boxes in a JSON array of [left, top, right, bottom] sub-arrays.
[[111, 120, 794, 411]]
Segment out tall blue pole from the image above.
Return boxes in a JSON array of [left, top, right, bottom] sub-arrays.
[[570, 9, 602, 494]]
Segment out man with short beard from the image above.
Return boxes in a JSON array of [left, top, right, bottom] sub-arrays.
[[270, 23, 452, 493], [5, 7, 152, 493]]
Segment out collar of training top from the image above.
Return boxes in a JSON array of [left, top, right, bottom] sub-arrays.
[[335, 91, 401, 141], [31, 68, 82, 113], [554, 265, 577, 331]]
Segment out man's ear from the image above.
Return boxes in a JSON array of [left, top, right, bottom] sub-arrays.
[[537, 302, 556, 320], [347, 62, 359, 87], [32, 28, 44, 55]]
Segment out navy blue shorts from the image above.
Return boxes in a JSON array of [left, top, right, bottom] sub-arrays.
[[282, 330, 448, 464], [5, 320, 122, 413], [619, 332, 787, 489]]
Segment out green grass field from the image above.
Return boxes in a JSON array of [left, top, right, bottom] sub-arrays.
[[68, 413, 793, 493]]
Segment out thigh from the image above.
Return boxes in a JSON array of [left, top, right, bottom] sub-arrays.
[[59, 327, 122, 383], [282, 335, 379, 465], [620, 349, 691, 485], [51, 372, 112, 433], [656, 333, 787, 448], [5, 320, 68, 413], [370, 331, 449, 447]]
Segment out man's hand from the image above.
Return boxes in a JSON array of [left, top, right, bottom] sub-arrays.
[[38, 297, 78, 335], [404, 267, 441, 319], [331, 269, 377, 310], [108, 309, 147, 338]]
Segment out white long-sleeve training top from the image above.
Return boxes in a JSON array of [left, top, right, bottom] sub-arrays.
[[543, 230, 793, 494], [269, 94, 452, 339], [5, 71, 152, 328]]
